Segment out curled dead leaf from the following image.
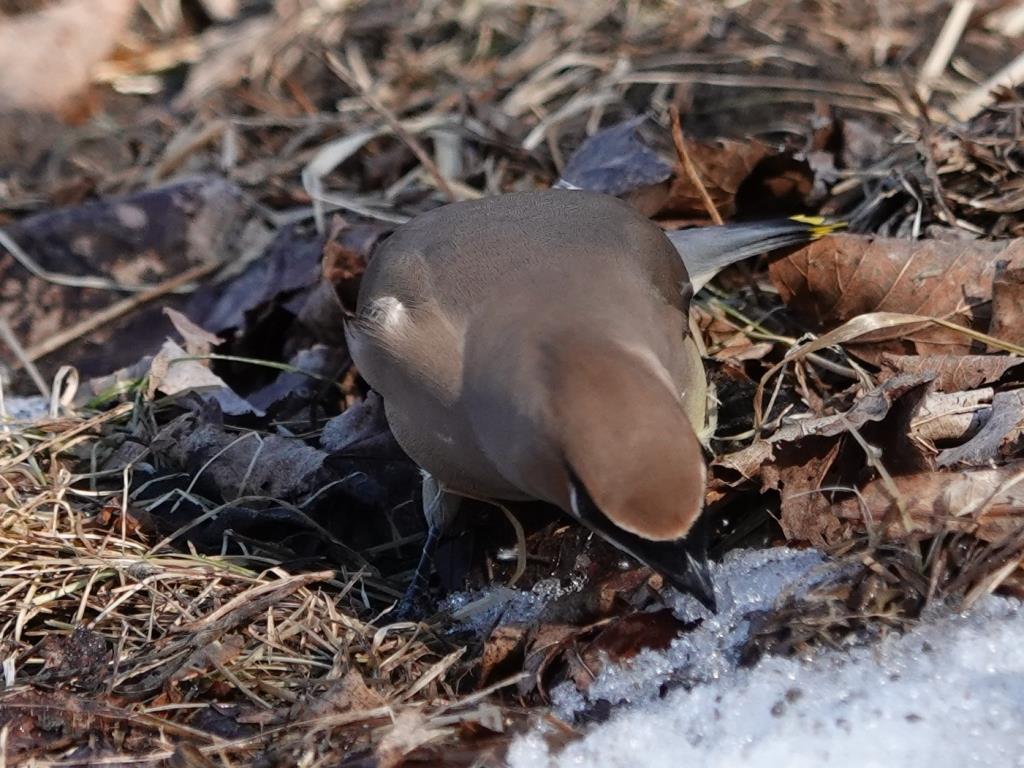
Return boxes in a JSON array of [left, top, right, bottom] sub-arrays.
[[479, 625, 527, 687], [665, 137, 766, 218], [725, 375, 933, 479], [936, 389, 1024, 468], [163, 308, 223, 357], [835, 462, 1024, 542], [147, 339, 260, 416], [989, 260, 1024, 347], [296, 670, 386, 720], [720, 375, 933, 544], [880, 353, 1024, 392], [572, 609, 688, 691], [769, 234, 1024, 359], [912, 388, 992, 445]]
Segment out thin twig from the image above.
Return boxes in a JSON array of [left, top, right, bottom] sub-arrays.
[[23, 261, 223, 365], [325, 52, 458, 203], [668, 106, 723, 225]]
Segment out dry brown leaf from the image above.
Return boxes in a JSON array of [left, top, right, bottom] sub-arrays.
[[0, 0, 136, 112], [937, 389, 1024, 468], [720, 376, 933, 544], [666, 138, 814, 220], [32, 627, 111, 689], [518, 606, 691, 696], [762, 441, 843, 545], [880, 353, 1024, 392], [769, 234, 1024, 359], [715, 340, 775, 363], [0, 690, 97, 757], [573, 609, 688, 691], [146, 315, 260, 415], [912, 388, 992, 445], [147, 339, 226, 398], [478, 625, 527, 687], [163, 307, 223, 357], [0, 177, 249, 384], [723, 375, 932, 480], [834, 462, 1024, 541], [693, 303, 742, 348], [519, 623, 578, 699], [299, 218, 370, 347], [664, 138, 767, 219], [376, 709, 452, 768], [989, 260, 1024, 347], [172, 635, 246, 683], [559, 121, 814, 220], [474, 568, 671, 700], [299, 670, 386, 719]]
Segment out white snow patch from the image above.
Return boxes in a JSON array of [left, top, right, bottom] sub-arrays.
[[1, 395, 48, 421], [509, 547, 1024, 768], [441, 576, 585, 637]]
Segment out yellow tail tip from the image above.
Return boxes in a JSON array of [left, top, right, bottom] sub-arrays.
[[789, 214, 848, 239]]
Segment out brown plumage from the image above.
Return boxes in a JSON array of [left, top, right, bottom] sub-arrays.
[[346, 190, 714, 609]]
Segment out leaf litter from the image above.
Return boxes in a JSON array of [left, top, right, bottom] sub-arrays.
[[1, 0, 1024, 765]]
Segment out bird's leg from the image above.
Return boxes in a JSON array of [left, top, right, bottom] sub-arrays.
[[394, 473, 462, 619]]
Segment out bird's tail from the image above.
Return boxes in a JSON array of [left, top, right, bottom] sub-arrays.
[[669, 215, 847, 291]]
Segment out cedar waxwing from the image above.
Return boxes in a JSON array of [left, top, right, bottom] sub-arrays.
[[345, 190, 840, 613]]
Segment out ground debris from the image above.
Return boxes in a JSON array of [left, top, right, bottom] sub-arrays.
[[3, 1, 1024, 765], [769, 233, 1024, 360]]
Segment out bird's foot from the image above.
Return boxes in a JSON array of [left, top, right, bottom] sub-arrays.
[[391, 580, 435, 622]]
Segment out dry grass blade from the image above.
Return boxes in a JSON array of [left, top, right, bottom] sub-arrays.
[[0, 317, 50, 399], [0, 412, 490, 764], [917, 0, 975, 103], [952, 49, 1024, 121]]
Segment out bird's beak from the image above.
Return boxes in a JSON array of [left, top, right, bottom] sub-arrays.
[[674, 548, 717, 612], [567, 470, 718, 612], [627, 531, 717, 612]]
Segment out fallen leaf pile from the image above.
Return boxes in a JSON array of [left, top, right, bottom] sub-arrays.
[[2, 0, 1024, 765]]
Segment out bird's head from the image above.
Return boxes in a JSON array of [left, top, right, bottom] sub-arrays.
[[545, 337, 716, 611]]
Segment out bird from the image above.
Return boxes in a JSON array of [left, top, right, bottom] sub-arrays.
[[345, 189, 840, 613]]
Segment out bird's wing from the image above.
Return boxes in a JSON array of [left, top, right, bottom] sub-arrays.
[[346, 246, 466, 408]]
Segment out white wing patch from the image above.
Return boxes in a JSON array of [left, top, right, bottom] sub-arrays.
[[363, 296, 407, 337], [355, 292, 466, 403]]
